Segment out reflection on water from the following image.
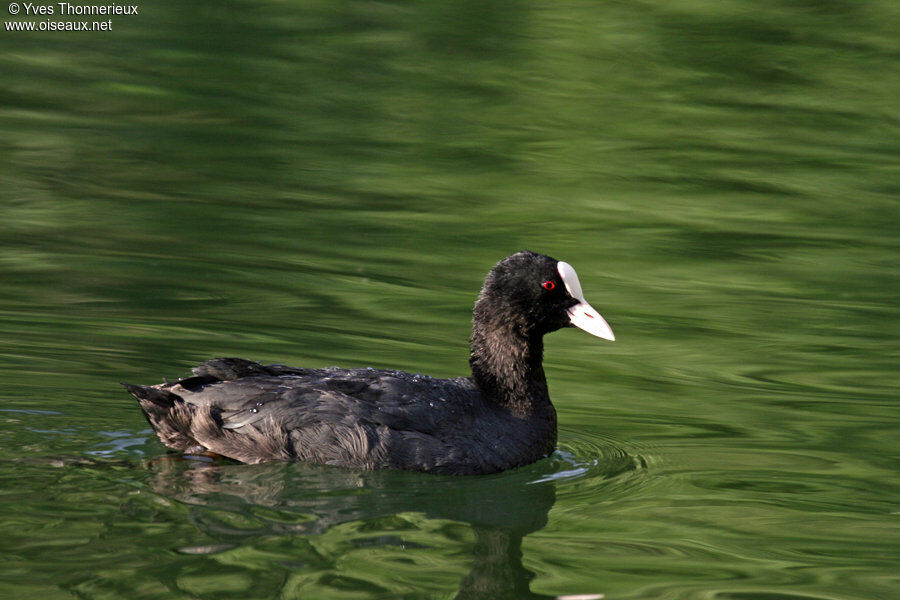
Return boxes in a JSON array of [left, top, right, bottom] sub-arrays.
[[0, 0, 897, 598], [136, 445, 638, 599], [150, 458, 561, 599], [4, 452, 631, 599]]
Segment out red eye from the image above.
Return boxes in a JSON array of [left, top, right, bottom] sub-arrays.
[[542, 280, 556, 291]]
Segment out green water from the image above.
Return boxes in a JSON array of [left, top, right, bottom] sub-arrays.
[[1, 1, 898, 598]]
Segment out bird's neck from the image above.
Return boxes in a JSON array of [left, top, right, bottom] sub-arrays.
[[469, 322, 555, 422]]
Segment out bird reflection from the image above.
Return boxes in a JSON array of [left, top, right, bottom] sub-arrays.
[[144, 455, 605, 600]]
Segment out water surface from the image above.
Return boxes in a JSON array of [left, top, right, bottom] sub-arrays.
[[1, 1, 897, 599]]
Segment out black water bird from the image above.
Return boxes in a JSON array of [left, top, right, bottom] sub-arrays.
[[124, 251, 615, 475]]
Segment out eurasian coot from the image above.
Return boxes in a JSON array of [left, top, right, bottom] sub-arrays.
[[124, 251, 614, 475]]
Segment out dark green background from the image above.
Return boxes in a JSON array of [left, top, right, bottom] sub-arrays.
[[1, 1, 897, 598]]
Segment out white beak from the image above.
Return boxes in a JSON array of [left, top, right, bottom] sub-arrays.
[[557, 261, 615, 341]]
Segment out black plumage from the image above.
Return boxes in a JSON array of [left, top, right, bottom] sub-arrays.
[[124, 251, 614, 475]]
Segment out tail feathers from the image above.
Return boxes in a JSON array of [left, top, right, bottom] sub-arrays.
[[123, 376, 293, 463], [121, 383, 178, 408], [123, 383, 201, 452]]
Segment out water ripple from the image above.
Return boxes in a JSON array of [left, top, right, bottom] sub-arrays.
[[526, 429, 654, 511]]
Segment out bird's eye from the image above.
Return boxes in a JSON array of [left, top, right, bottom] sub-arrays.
[[542, 280, 556, 291]]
